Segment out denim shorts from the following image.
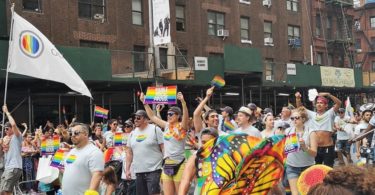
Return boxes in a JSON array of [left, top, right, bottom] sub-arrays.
[[337, 140, 350, 153], [285, 164, 311, 180], [135, 169, 161, 195]]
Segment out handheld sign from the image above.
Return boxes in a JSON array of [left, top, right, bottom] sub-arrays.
[[211, 75, 225, 88], [41, 135, 60, 156], [114, 132, 129, 146], [144, 85, 177, 105], [284, 133, 299, 154], [94, 106, 109, 119]]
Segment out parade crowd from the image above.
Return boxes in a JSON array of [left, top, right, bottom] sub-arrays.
[[0, 87, 375, 195]]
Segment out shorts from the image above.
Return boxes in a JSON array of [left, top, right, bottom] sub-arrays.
[[337, 140, 350, 153], [315, 145, 335, 167], [0, 168, 22, 192], [285, 165, 311, 180], [135, 169, 161, 195], [161, 162, 186, 182]]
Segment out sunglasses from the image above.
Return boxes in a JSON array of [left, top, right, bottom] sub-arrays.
[[134, 116, 143, 120], [167, 112, 175, 117], [124, 125, 132, 128], [72, 131, 82, 136], [112, 123, 118, 126], [291, 116, 301, 121]]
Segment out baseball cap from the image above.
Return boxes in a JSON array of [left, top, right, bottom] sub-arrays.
[[247, 103, 257, 110], [263, 108, 273, 115], [4, 122, 11, 128], [276, 122, 290, 130], [124, 120, 133, 126], [200, 127, 219, 138], [134, 110, 148, 119], [220, 106, 234, 115], [238, 106, 252, 116], [338, 108, 345, 113], [168, 106, 182, 116]]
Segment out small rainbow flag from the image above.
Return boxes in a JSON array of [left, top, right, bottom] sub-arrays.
[[114, 132, 124, 146], [50, 148, 70, 170], [144, 85, 177, 105], [66, 154, 77, 164], [285, 133, 300, 154], [223, 120, 235, 132], [41, 135, 60, 156], [94, 106, 109, 119], [211, 75, 225, 88], [104, 147, 114, 163]]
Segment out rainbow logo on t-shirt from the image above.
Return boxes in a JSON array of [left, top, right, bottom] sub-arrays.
[[66, 154, 77, 164], [136, 135, 147, 142], [164, 133, 172, 141]]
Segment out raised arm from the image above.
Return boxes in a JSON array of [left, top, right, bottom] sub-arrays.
[[21, 123, 28, 137], [139, 92, 167, 129], [295, 92, 302, 108], [319, 92, 341, 112], [193, 87, 214, 133], [178, 154, 197, 195], [177, 92, 189, 130], [3, 105, 21, 137]]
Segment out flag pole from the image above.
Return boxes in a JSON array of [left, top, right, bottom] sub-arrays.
[[2, 4, 15, 137]]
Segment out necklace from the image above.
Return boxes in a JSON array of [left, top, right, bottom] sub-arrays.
[[167, 123, 186, 141]]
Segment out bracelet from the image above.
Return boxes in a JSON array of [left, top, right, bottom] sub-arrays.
[[84, 190, 99, 195]]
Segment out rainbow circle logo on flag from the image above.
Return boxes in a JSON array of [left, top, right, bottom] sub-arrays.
[[19, 31, 43, 58]]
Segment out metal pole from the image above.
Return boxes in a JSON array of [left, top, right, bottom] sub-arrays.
[[249, 89, 252, 103], [109, 95, 112, 119], [90, 97, 93, 124], [259, 87, 262, 107], [58, 94, 61, 124], [133, 89, 137, 112], [28, 93, 31, 130], [241, 78, 245, 106], [274, 89, 277, 116]]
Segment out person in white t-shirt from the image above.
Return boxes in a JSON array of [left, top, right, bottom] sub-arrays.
[[354, 110, 372, 160], [295, 91, 341, 167], [334, 108, 351, 164], [234, 107, 261, 138]]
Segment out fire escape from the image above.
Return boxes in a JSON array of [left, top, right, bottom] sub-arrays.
[[325, 0, 355, 67]]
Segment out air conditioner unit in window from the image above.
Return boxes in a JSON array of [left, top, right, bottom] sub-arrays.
[[217, 29, 229, 37], [94, 14, 104, 19], [265, 75, 274, 81], [264, 37, 274, 46], [263, 0, 272, 8], [288, 39, 295, 46]]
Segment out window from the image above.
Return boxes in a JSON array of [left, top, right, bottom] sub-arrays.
[[207, 11, 225, 36], [371, 17, 375, 28], [78, 0, 105, 19], [372, 61, 375, 72], [176, 5, 185, 31], [286, 0, 298, 12], [132, 0, 143, 25], [326, 16, 332, 39], [355, 39, 361, 50], [133, 46, 146, 72], [371, 37, 375, 48], [240, 17, 250, 40], [265, 59, 274, 81], [316, 15, 321, 37], [80, 40, 109, 49], [317, 52, 323, 65], [264, 21, 272, 38], [176, 50, 188, 68], [160, 48, 168, 68], [22, 0, 42, 12], [328, 54, 333, 66], [288, 25, 300, 39]]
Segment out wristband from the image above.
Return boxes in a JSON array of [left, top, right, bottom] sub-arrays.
[[84, 190, 99, 195]]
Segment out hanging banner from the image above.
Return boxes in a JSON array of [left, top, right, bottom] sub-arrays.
[[320, 67, 355, 87], [41, 135, 60, 156], [144, 85, 177, 104], [152, 0, 171, 45]]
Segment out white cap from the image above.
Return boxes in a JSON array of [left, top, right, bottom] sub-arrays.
[[238, 106, 252, 116]]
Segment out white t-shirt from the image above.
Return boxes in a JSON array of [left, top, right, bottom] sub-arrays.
[[62, 143, 104, 195], [334, 116, 350, 140], [234, 125, 262, 138], [354, 121, 369, 136], [306, 108, 336, 132]]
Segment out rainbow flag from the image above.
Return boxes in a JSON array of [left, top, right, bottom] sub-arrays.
[[284, 133, 300, 154], [223, 120, 235, 132], [50, 148, 70, 170], [104, 147, 114, 163], [211, 75, 225, 88], [41, 135, 60, 156], [66, 154, 77, 164], [94, 106, 109, 119], [114, 132, 125, 146], [144, 85, 177, 105]]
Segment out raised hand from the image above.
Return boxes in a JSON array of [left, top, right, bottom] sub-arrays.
[[295, 92, 301, 98], [206, 86, 214, 98], [139, 92, 145, 103], [177, 92, 185, 102]]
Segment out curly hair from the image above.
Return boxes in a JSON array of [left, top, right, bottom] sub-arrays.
[[307, 166, 375, 195]]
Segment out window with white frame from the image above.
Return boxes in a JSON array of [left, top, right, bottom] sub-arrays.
[[328, 54, 333, 66], [207, 11, 225, 36], [176, 5, 185, 31], [240, 17, 250, 40], [265, 59, 274, 80], [370, 16, 375, 28], [22, 0, 42, 12], [264, 21, 272, 38], [317, 52, 323, 65], [286, 0, 298, 12], [288, 25, 300, 39], [78, 0, 105, 19], [132, 0, 143, 25], [316, 14, 321, 37]]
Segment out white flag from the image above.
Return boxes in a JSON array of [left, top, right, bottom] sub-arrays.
[[8, 12, 92, 98], [345, 97, 353, 118]]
